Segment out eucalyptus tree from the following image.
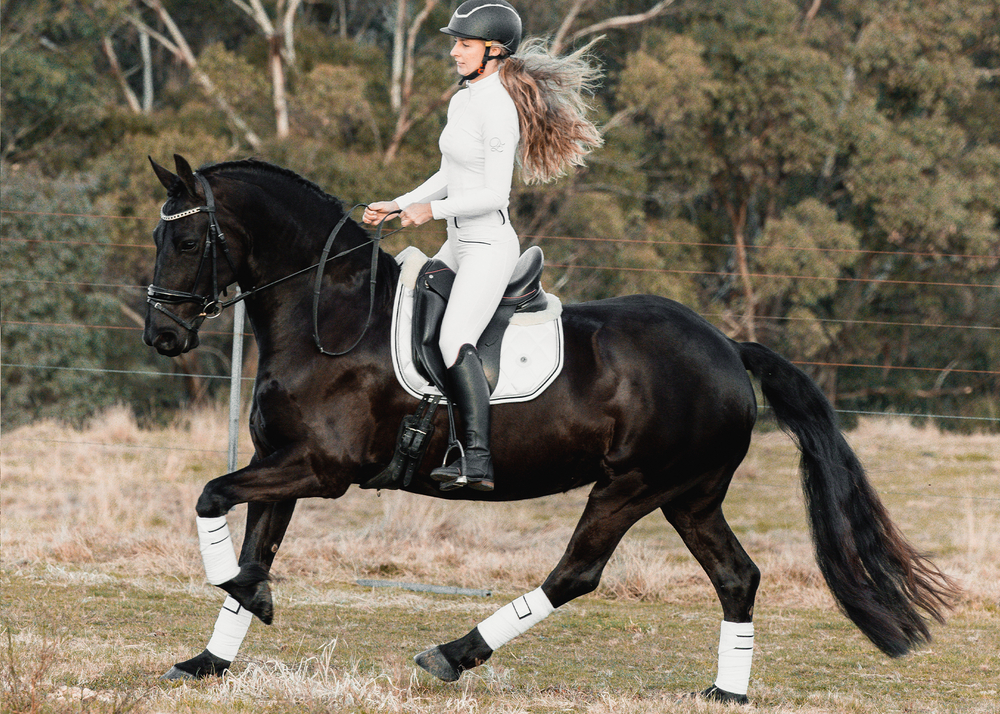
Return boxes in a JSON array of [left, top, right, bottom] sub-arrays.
[[615, 0, 999, 422]]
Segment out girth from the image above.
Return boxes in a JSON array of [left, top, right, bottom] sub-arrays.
[[411, 245, 548, 394]]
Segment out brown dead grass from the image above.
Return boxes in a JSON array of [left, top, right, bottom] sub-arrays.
[[2, 406, 998, 713]]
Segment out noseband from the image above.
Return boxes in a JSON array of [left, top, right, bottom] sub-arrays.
[[147, 174, 237, 333], [148, 171, 400, 356]]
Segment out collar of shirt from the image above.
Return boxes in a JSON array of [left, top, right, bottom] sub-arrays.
[[467, 70, 502, 96]]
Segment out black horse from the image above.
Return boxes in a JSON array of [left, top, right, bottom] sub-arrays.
[[144, 155, 955, 702]]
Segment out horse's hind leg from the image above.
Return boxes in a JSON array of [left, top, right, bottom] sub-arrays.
[[662, 502, 760, 704], [162, 499, 297, 680], [415, 477, 658, 682]]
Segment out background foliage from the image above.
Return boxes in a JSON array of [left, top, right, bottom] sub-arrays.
[[2, 0, 998, 430]]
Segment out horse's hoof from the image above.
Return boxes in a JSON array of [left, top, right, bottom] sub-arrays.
[[414, 646, 461, 682], [161, 650, 230, 680], [161, 665, 196, 681], [242, 580, 274, 625], [221, 563, 274, 624], [686, 684, 749, 705]]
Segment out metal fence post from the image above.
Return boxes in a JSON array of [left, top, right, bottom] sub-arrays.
[[228, 296, 246, 473]]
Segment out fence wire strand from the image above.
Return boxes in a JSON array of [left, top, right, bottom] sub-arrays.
[[3, 206, 997, 440]]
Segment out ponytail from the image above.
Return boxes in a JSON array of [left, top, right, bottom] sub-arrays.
[[499, 38, 604, 184]]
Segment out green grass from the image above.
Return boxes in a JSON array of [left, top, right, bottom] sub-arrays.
[[4, 568, 998, 713], [2, 408, 998, 713]]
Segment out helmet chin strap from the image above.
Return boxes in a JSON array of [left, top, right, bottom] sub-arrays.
[[461, 40, 499, 82]]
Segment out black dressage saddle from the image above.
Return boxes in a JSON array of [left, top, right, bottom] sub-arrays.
[[411, 245, 549, 395], [360, 246, 549, 491]]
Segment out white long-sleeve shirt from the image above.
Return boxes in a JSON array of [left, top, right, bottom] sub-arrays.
[[394, 72, 519, 221]]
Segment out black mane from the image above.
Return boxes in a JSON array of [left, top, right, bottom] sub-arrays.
[[202, 158, 346, 212]]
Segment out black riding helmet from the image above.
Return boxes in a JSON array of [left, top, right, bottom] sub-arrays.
[[441, 0, 522, 80]]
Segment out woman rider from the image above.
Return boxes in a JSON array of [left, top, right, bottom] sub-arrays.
[[364, 0, 603, 492]]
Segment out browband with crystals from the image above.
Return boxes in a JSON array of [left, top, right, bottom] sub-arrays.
[[160, 204, 206, 221]]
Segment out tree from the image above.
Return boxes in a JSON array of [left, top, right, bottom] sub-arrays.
[[0, 0, 120, 166], [615, 0, 1000, 423], [620, 2, 851, 342], [127, 0, 264, 149], [228, 0, 304, 138], [383, 0, 455, 163], [2, 0, 997, 428], [0, 167, 179, 428], [820, 0, 1000, 420]]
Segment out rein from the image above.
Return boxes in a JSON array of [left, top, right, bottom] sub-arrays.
[[310, 206, 400, 357], [148, 172, 400, 356]]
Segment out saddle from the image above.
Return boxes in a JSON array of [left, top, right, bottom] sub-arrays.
[[412, 245, 550, 395], [361, 246, 551, 491]]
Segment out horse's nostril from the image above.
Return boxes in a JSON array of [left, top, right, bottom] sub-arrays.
[[152, 331, 179, 355]]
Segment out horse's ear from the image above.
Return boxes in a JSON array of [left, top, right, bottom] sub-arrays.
[[149, 156, 178, 192], [173, 154, 201, 198]]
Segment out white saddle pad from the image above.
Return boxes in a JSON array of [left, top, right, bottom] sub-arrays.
[[391, 247, 565, 404]]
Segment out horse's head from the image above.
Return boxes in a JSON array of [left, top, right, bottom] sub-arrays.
[[144, 155, 243, 356]]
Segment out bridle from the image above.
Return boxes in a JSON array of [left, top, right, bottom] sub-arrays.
[[147, 172, 399, 356], [147, 173, 239, 334]]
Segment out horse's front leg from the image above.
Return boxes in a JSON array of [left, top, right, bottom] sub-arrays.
[[194, 448, 332, 604], [163, 499, 298, 680], [190, 448, 337, 626]]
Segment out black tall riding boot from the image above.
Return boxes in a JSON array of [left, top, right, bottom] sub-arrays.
[[430, 344, 495, 492]]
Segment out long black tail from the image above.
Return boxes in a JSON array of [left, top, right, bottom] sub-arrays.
[[739, 341, 958, 657]]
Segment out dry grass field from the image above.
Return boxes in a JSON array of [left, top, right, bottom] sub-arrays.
[[2, 405, 998, 713]]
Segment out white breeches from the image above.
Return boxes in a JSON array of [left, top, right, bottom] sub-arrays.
[[433, 216, 519, 367]]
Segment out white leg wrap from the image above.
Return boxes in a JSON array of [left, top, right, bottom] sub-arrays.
[[714, 620, 754, 695], [197, 515, 241, 585], [205, 596, 253, 662], [476, 587, 554, 652]]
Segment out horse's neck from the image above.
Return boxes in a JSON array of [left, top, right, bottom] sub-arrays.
[[240, 234, 397, 365]]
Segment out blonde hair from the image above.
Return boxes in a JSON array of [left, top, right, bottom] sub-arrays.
[[499, 37, 604, 184]]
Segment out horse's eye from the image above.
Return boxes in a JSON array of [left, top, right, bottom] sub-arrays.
[[178, 239, 199, 252]]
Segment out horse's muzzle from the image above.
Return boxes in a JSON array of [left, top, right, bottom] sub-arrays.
[[144, 313, 200, 356], [150, 329, 199, 357]]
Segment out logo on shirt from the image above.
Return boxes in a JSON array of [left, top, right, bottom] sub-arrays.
[[489, 137, 505, 153]]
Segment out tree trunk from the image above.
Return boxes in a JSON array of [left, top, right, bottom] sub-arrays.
[[384, 0, 446, 164], [133, 0, 263, 149], [140, 29, 153, 112], [726, 195, 758, 342], [553, 0, 676, 55], [102, 36, 142, 114], [270, 34, 290, 138], [228, 0, 302, 140], [391, 0, 407, 112]]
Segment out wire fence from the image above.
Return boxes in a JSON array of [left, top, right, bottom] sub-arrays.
[[2, 208, 998, 448]]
